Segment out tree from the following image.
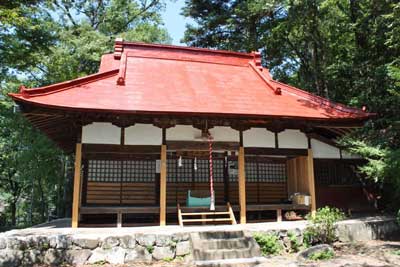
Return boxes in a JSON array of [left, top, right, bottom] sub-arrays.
[[183, 0, 400, 209], [0, 0, 171, 227]]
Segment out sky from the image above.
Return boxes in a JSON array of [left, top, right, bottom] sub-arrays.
[[161, 1, 193, 45]]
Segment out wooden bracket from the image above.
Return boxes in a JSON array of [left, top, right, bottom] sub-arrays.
[[153, 118, 176, 129]]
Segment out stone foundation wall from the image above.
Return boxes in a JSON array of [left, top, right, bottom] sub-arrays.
[[0, 216, 397, 266], [337, 216, 400, 242], [0, 233, 192, 267]]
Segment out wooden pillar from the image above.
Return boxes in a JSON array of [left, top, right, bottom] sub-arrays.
[[71, 142, 82, 228], [286, 158, 298, 197], [238, 131, 246, 224], [307, 149, 317, 215], [160, 128, 167, 226]]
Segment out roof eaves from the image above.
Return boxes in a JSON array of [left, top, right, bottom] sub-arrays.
[[271, 79, 373, 118], [9, 69, 119, 98]]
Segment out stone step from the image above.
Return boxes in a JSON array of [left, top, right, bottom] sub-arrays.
[[194, 247, 259, 261], [200, 237, 250, 250], [198, 231, 245, 240], [194, 257, 267, 267]]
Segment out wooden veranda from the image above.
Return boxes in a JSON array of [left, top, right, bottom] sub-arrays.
[[71, 134, 316, 228]]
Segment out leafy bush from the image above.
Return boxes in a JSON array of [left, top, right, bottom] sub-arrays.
[[304, 206, 345, 246], [397, 209, 400, 225], [146, 245, 154, 254], [253, 232, 283, 255], [309, 250, 334, 261], [392, 250, 400, 256], [163, 257, 174, 262], [287, 231, 301, 252]]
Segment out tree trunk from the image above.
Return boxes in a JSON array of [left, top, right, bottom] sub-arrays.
[[37, 177, 46, 222], [10, 201, 16, 226]]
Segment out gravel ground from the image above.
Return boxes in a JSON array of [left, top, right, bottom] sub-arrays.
[[259, 240, 400, 267]]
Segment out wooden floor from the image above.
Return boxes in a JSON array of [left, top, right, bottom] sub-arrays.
[[80, 203, 310, 214], [79, 203, 311, 227]]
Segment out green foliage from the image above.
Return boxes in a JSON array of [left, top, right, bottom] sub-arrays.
[[0, 0, 171, 228], [163, 257, 174, 262], [309, 250, 334, 261], [392, 250, 400, 256], [183, 0, 400, 211], [146, 245, 154, 254], [304, 207, 345, 246], [93, 260, 107, 265], [287, 231, 301, 253], [397, 210, 400, 226], [253, 232, 283, 256]]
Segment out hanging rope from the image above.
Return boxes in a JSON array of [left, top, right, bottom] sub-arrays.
[[208, 132, 215, 211]]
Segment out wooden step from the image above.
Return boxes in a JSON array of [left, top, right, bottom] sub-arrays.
[[181, 211, 231, 216], [182, 218, 233, 223], [178, 202, 237, 226]]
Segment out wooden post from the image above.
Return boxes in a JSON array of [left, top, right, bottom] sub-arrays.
[[277, 209, 282, 222], [307, 149, 317, 216], [160, 128, 167, 226], [117, 211, 122, 228], [71, 143, 82, 228], [238, 131, 246, 224], [286, 158, 298, 197]]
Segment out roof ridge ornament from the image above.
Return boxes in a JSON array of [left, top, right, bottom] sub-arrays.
[[252, 51, 262, 70], [114, 38, 124, 59], [249, 61, 281, 95], [19, 85, 29, 98]]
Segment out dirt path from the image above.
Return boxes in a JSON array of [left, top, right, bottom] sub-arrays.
[[259, 240, 400, 267]]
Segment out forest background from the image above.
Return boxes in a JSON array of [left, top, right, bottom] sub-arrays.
[[0, 0, 399, 229]]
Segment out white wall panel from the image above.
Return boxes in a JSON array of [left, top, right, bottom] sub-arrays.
[[243, 128, 275, 147], [125, 124, 161, 145], [82, 122, 121, 144], [279, 129, 308, 149], [167, 125, 239, 142], [166, 125, 201, 141], [209, 126, 239, 142], [341, 150, 362, 159], [311, 139, 340, 158]]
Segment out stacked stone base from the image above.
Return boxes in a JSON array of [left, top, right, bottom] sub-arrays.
[[0, 233, 192, 266]]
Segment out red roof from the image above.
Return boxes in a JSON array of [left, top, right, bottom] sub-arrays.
[[9, 40, 371, 121]]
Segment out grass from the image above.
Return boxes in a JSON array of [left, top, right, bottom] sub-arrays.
[[308, 250, 335, 261]]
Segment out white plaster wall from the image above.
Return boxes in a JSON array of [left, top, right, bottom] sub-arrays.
[[342, 150, 362, 159], [82, 122, 121, 144], [166, 125, 201, 141], [311, 139, 340, 158], [167, 125, 239, 142], [278, 129, 308, 149], [243, 128, 275, 147], [209, 126, 239, 142], [125, 124, 162, 145]]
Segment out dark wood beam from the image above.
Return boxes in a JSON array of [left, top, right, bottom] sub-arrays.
[[82, 144, 161, 154], [166, 141, 239, 151], [244, 147, 308, 156]]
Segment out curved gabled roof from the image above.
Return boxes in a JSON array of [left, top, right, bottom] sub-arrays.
[[9, 40, 372, 121]]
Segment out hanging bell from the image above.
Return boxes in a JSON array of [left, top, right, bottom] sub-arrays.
[[178, 155, 182, 167]]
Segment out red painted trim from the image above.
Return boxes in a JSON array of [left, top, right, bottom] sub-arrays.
[[249, 62, 279, 94], [122, 41, 254, 58], [272, 79, 375, 117], [8, 69, 119, 97], [9, 96, 370, 123], [125, 52, 250, 67], [116, 52, 127, 85]]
